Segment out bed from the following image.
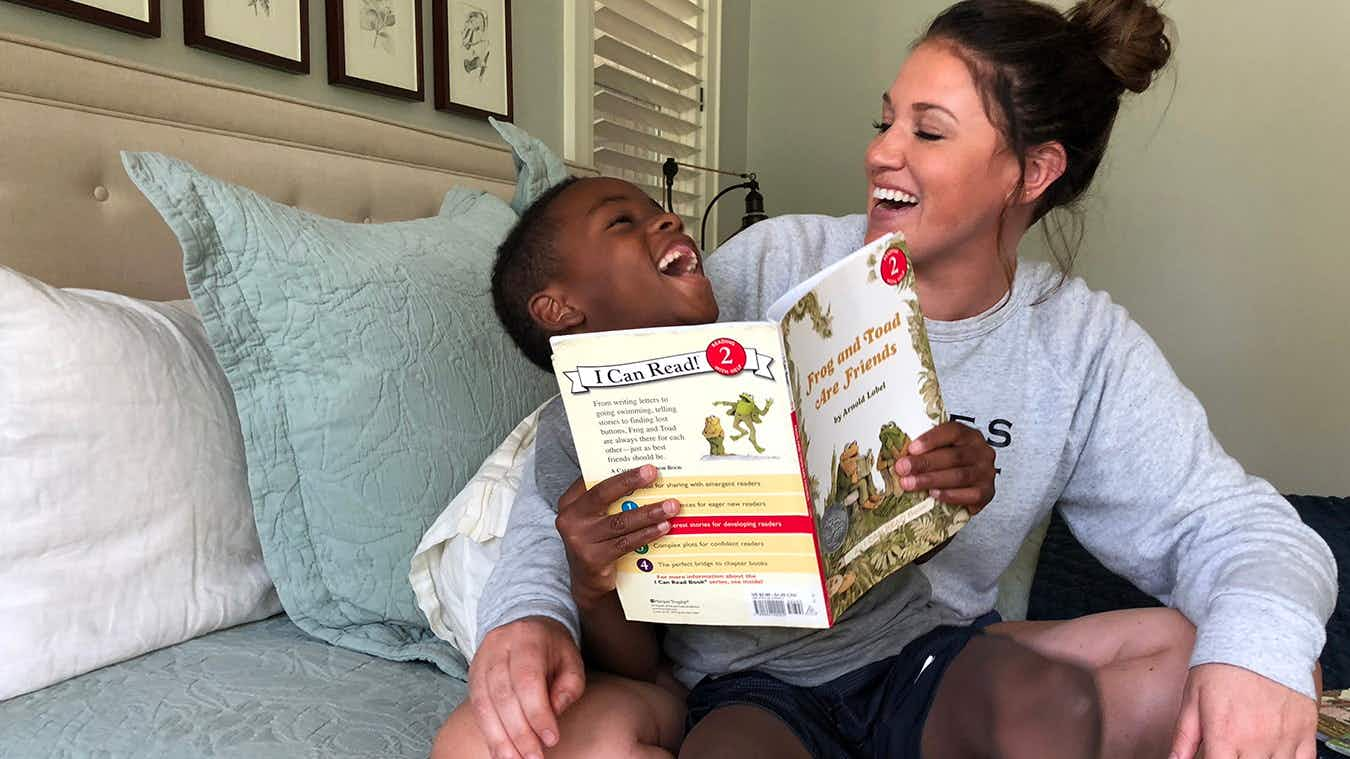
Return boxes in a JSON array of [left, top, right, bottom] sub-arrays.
[[0, 32, 591, 758]]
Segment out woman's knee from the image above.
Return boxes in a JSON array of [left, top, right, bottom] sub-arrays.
[[992, 650, 1103, 759], [432, 676, 684, 759], [1148, 607, 1197, 657], [432, 701, 491, 759]]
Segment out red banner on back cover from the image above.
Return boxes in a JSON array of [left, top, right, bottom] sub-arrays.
[[667, 515, 816, 535]]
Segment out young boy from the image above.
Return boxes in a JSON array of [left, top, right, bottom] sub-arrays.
[[437, 176, 1017, 759]]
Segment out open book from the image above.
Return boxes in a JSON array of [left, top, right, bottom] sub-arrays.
[[549, 232, 968, 627]]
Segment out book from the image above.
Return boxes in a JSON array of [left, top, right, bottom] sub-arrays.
[[549, 232, 968, 627], [1320, 689, 1350, 756]]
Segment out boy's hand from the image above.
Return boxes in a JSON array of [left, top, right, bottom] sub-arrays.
[[556, 465, 679, 609], [469, 616, 585, 759], [894, 421, 997, 514]]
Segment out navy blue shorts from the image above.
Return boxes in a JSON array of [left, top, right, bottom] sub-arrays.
[[685, 612, 1000, 759]]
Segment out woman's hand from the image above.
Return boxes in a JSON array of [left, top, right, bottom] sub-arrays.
[[1169, 663, 1318, 759], [555, 465, 679, 609], [469, 616, 586, 759], [894, 420, 997, 513]]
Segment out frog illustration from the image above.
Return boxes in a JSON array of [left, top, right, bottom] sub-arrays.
[[875, 421, 912, 496], [713, 393, 773, 454]]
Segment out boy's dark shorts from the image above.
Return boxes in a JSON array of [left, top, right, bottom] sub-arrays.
[[685, 611, 1001, 758]]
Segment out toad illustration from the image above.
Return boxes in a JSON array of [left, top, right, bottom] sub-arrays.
[[713, 393, 772, 454], [826, 571, 856, 597], [833, 441, 883, 511], [703, 415, 726, 456]]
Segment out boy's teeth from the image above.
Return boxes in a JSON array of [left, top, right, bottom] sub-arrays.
[[659, 248, 696, 274]]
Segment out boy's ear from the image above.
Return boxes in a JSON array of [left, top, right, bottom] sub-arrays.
[[528, 288, 585, 332]]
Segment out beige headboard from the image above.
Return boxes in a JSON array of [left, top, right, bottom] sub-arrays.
[[0, 33, 593, 300]]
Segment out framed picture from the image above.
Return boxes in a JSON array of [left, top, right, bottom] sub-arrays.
[[184, 0, 310, 74], [5, 0, 161, 37], [433, 0, 512, 121], [327, 0, 425, 100]]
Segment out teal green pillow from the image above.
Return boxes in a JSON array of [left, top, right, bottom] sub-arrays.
[[490, 117, 570, 215], [122, 151, 556, 675]]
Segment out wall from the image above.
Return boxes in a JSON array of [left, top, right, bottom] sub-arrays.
[[713, 0, 750, 245], [744, 0, 1350, 494], [0, 0, 565, 149]]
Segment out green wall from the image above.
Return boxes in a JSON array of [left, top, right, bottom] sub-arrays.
[[743, 0, 1350, 494], [0, 0, 565, 148]]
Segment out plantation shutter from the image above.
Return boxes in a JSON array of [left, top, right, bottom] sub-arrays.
[[591, 0, 707, 227]]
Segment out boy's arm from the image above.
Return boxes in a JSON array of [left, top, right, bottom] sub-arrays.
[[553, 471, 675, 683], [496, 399, 670, 682]]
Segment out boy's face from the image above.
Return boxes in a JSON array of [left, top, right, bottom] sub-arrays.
[[545, 177, 718, 333]]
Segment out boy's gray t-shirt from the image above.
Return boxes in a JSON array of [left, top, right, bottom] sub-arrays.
[[477, 213, 1335, 697]]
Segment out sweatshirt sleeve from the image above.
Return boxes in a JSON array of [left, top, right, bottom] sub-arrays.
[[1054, 304, 1335, 698], [475, 405, 583, 649]]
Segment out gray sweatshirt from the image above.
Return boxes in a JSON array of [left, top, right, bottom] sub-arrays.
[[477, 213, 1336, 697]]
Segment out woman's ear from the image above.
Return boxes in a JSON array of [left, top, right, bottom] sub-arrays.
[[528, 289, 585, 332], [1019, 141, 1068, 206]]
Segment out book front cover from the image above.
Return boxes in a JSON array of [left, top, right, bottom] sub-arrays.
[[771, 234, 970, 618], [552, 322, 830, 627]]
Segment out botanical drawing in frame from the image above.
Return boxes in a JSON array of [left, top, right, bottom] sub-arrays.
[[433, 0, 512, 120], [4, 0, 161, 37], [327, 0, 425, 100], [183, 0, 310, 74]]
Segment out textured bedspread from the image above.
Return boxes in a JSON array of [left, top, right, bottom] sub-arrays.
[[0, 615, 466, 758]]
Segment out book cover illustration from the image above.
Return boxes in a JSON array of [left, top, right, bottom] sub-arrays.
[[1320, 689, 1350, 755], [768, 233, 969, 614]]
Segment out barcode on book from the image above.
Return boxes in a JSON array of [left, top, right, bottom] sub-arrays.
[[750, 593, 807, 617]]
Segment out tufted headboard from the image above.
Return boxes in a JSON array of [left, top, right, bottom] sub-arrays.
[[0, 33, 593, 301]]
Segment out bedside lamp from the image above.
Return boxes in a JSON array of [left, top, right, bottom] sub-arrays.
[[662, 158, 768, 251]]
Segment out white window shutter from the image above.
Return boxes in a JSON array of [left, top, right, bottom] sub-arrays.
[[590, 0, 710, 230]]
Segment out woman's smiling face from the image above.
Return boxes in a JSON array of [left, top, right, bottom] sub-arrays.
[[863, 41, 1024, 267]]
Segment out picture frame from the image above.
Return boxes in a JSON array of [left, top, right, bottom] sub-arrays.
[[183, 0, 310, 74], [5, 0, 161, 37], [327, 0, 425, 101], [433, 0, 512, 121]]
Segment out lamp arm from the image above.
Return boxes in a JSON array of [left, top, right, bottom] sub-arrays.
[[700, 180, 756, 252]]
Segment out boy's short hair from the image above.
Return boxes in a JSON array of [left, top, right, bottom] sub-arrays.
[[491, 176, 581, 372]]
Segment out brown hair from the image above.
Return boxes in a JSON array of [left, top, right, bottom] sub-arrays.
[[921, 0, 1172, 280]]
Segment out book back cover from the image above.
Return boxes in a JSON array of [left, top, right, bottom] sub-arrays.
[[551, 322, 830, 627]]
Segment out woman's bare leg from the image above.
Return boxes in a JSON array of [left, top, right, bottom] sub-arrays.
[[434, 672, 686, 759], [991, 608, 1195, 759]]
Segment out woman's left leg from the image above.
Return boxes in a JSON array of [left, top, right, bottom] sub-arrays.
[[990, 608, 1195, 759]]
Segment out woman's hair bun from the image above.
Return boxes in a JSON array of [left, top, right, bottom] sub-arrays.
[[1067, 0, 1172, 93]]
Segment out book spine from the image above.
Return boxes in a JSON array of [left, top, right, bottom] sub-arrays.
[[791, 408, 835, 627]]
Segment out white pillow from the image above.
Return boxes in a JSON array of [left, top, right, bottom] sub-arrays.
[[0, 267, 281, 700], [410, 402, 549, 659]]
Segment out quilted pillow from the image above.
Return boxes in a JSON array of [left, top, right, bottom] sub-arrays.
[[410, 401, 548, 659], [123, 152, 557, 674]]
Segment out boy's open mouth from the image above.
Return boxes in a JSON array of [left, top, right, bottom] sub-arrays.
[[872, 186, 919, 211], [656, 239, 701, 277]]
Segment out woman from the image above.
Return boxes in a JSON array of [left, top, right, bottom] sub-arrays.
[[438, 1, 1334, 757]]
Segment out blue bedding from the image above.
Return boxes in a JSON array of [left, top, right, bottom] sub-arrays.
[[0, 615, 466, 758]]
